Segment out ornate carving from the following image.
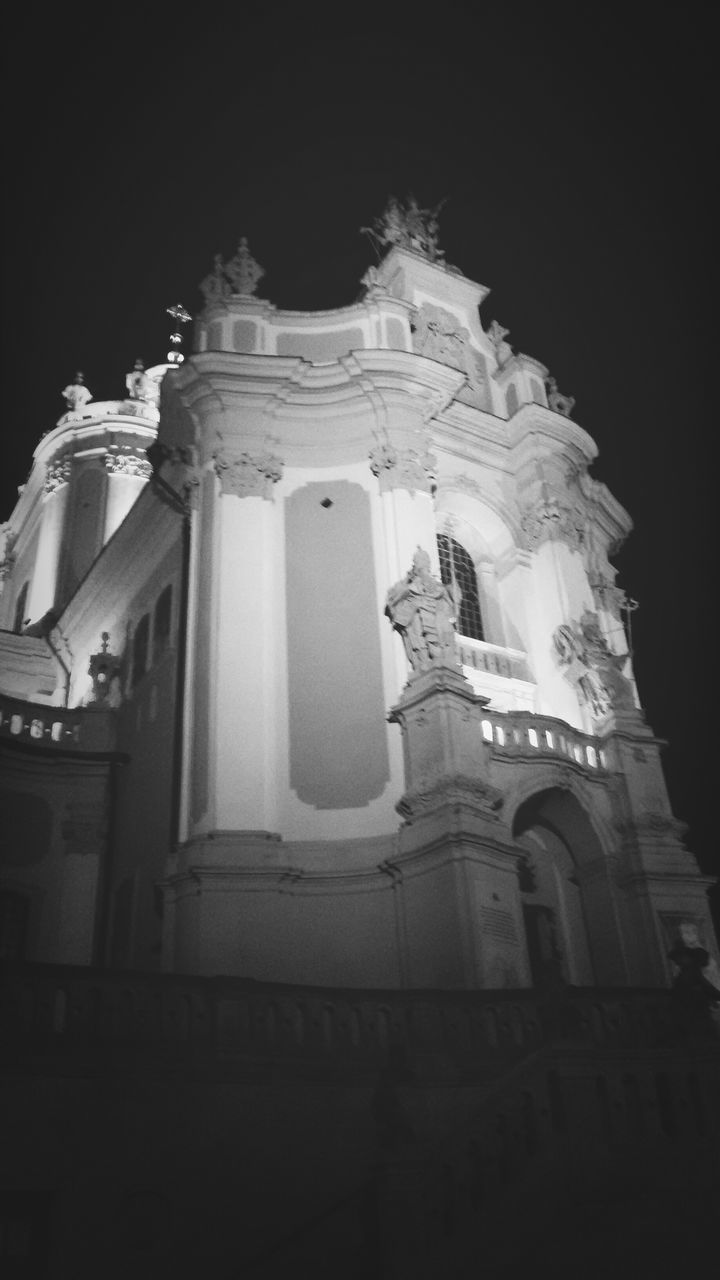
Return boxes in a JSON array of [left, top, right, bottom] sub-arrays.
[[546, 376, 575, 418], [105, 452, 152, 478], [61, 371, 92, 416], [213, 449, 283, 499], [396, 773, 503, 821], [553, 609, 634, 719], [224, 238, 264, 296], [359, 264, 387, 299], [369, 444, 436, 494], [87, 631, 123, 706], [0, 525, 17, 581], [588, 572, 627, 617], [361, 194, 446, 263], [520, 495, 586, 551], [410, 303, 486, 405], [45, 455, 72, 493], [487, 319, 513, 365], [385, 547, 460, 674], [199, 239, 265, 306]]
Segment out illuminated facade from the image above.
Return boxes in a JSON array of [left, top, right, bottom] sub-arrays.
[[1, 232, 717, 990]]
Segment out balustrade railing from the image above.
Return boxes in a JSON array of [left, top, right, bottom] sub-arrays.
[[1, 965, 682, 1070], [481, 709, 607, 772], [456, 637, 531, 683], [0, 694, 117, 753]]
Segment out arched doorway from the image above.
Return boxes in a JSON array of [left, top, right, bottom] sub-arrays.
[[513, 788, 610, 988]]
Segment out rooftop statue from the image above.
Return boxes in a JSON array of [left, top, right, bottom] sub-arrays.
[[361, 194, 447, 264], [386, 547, 460, 674], [546, 375, 576, 418], [487, 319, 514, 366], [125, 358, 153, 401], [61, 371, 92, 416]]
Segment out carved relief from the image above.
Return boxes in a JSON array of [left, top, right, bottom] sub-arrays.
[[411, 303, 486, 406], [45, 455, 72, 493], [369, 444, 436, 494], [0, 525, 17, 580], [520, 495, 586, 552], [105, 452, 152, 478], [553, 610, 634, 719], [385, 547, 459, 673], [213, 449, 283, 499]]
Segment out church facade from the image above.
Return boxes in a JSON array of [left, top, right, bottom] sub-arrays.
[[1, 215, 717, 994]]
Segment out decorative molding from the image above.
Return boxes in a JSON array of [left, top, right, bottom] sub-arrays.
[[45, 455, 72, 493], [213, 449, 283, 499], [369, 444, 437, 494]]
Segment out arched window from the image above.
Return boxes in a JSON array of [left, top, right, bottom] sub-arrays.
[[132, 614, 150, 688], [437, 535, 484, 641], [13, 581, 29, 634], [153, 585, 172, 659]]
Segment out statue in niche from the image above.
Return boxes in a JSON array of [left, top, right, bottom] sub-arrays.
[[553, 609, 634, 718], [361, 194, 446, 263], [61, 371, 92, 415], [386, 547, 460, 673]]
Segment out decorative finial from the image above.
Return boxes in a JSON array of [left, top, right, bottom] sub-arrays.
[[61, 371, 92, 415], [199, 253, 232, 306], [166, 304, 192, 365], [361, 194, 447, 264], [224, 237, 265, 296]]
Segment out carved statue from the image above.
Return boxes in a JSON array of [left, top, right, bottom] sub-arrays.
[[361, 194, 446, 264], [199, 253, 231, 306], [546, 376, 575, 418], [386, 547, 459, 673], [61, 372, 92, 415], [553, 611, 635, 717]]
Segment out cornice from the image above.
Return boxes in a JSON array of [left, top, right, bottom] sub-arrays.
[[507, 403, 598, 464]]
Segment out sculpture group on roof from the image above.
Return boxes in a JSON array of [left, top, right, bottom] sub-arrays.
[[361, 195, 447, 264]]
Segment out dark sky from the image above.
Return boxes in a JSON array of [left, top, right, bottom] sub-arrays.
[[2, 12, 716, 894]]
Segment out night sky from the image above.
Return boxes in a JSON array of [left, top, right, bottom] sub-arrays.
[[2, 13, 716, 902]]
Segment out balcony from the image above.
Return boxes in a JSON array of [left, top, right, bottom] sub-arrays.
[[0, 693, 117, 754]]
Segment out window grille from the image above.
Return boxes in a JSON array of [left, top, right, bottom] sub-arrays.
[[437, 535, 484, 641]]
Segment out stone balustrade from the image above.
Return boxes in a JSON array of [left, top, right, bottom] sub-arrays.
[[482, 708, 607, 772], [456, 637, 532, 683], [0, 694, 117, 754], [1, 965, 683, 1073]]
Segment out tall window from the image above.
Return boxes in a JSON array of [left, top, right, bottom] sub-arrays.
[[13, 581, 29, 634], [437, 535, 484, 641], [132, 614, 150, 688], [153, 585, 172, 659]]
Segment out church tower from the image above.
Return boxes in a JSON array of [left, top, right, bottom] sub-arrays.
[[0, 204, 717, 992]]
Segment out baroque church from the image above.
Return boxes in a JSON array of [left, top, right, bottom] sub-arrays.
[[1, 201, 719, 1277]]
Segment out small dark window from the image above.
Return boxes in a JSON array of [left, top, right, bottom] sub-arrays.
[[154, 585, 172, 658], [437, 535, 484, 641], [13, 581, 29, 634], [132, 614, 150, 687]]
